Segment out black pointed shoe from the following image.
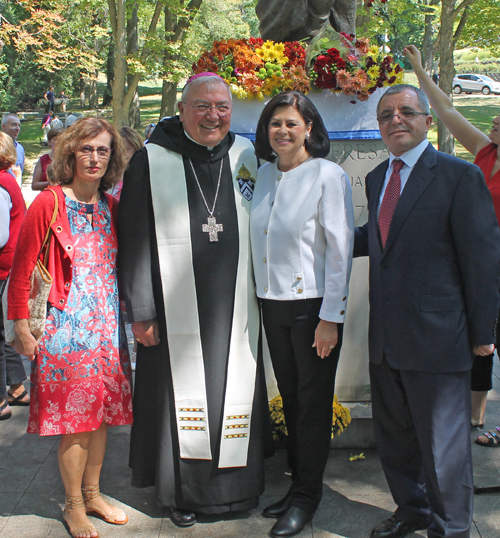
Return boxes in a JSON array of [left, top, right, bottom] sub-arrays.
[[370, 514, 429, 538], [263, 493, 292, 518], [170, 507, 197, 527], [269, 505, 313, 538]]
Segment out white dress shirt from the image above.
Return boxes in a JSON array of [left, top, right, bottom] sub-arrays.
[[250, 157, 354, 323], [378, 139, 429, 212]]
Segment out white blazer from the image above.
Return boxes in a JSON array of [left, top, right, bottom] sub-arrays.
[[250, 157, 354, 323]]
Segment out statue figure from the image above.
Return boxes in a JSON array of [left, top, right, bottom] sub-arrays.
[[256, 0, 356, 42]]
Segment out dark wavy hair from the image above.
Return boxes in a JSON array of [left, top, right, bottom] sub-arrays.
[[50, 117, 127, 191], [255, 91, 330, 163]]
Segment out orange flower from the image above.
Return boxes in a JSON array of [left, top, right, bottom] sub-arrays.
[[239, 72, 265, 95], [336, 69, 351, 88]]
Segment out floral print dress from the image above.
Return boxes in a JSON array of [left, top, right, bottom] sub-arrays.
[[28, 195, 133, 436]]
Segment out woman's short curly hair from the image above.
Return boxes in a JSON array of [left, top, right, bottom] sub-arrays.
[[255, 91, 330, 163], [0, 132, 17, 172], [50, 117, 127, 191]]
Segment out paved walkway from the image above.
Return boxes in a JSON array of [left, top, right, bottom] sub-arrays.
[[1, 360, 499, 538]]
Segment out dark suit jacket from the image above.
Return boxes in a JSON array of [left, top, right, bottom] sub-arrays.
[[354, 144, 500, 373]]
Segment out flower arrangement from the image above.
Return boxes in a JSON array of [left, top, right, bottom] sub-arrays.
[[307, 31, 404, 102], [269, 394, 351, 446], [191, 30, 403, 103], [192, 38, 309, 100]]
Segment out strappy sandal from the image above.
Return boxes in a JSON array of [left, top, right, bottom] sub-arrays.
[[0, 400, 12, 421], [6, 389, 30, 406], [82, 485, 129, 525], [475, 428, 500, 447], [63, 494, 99, 538]]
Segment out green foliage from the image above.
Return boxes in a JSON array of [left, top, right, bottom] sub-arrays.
[[356, 0, 433, 63], [457, 0, 500, 54], [454, 49, 500, 74]]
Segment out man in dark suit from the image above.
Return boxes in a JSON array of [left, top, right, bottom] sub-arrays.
[[355, 84, 500, 538]]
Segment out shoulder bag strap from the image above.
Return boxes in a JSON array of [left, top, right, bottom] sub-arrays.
[[39, 189, 59, 267]]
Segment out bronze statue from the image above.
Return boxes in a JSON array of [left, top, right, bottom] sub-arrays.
[[256, 0, 356, 42]]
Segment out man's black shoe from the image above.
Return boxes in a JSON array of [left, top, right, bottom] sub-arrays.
[[269, 505, 313, 537], [263, 493, 292, 518], [370, 514, 428, 538], [170, 507, 197, 527]]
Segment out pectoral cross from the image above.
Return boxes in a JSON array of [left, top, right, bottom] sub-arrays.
[[202, 216, 223, 242]]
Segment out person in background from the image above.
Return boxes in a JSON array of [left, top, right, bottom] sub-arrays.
[[42, 111, 53, 143], [405, 45, 500, 447], [110, 127, 143, 200], [144, 123, 156, 141], [8, 117, 132, 538], [0, 132, 27, 422], [251, 91, 354, 538], [60, 90, 68, 112], [51, 114, 64, 131], [1, 114, 24, 183], [32, 129, 62, 191], [355, 83, 500, 538], [44, 86, 55, 113], [65, 112, 78, 130]]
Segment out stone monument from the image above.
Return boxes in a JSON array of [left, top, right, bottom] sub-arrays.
[[256, 0, 356, 42]]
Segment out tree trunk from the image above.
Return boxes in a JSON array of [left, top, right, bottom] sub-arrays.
[[160, 80, 178, 118], [89, 69, 98, 109], [127, 5, 141, 128], [437, 0, 455, 154], [108, 0, 164, 128], [102, 40, 115, 107], [421, 10, 434, 72], [79, 77, 86, 109], [108, 0, 128, 127], [159, 0, 203, 119]]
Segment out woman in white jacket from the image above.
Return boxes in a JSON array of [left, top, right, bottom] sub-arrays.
[[250, 91, 354, 538]]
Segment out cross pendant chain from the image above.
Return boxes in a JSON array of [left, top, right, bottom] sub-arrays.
[[189, 158, 225, 243], [202, 215, 224, 242]]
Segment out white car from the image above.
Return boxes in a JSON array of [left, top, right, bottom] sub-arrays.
[[452, 74, 500, 95]]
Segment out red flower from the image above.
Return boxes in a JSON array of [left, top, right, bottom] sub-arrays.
[[327, 48, 340, 58], [314, 55, 329, 69], [249, 37, 263, 47]]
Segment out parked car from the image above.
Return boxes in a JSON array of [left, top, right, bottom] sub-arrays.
[[452, 74, 500, 95]]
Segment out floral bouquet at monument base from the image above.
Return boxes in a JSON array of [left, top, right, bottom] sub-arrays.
[[307, 26, 404, 102], [269, 394, 351, 447], [192, 38, 309, 100]]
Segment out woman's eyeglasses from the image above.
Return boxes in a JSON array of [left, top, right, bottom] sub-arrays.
[[78, 146, 113, 159]]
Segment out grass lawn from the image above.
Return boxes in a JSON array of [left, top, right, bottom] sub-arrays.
[[14, 74, 500, 181]]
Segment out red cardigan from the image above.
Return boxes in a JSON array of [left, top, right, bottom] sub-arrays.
[[8, 185, 118, 320], [0, 170, 26, 280]]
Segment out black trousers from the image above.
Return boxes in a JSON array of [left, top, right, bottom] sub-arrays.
[[261, 298, 343, 513], [370, 358, 473, 537]]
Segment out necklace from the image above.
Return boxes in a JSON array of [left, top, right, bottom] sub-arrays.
[[189, 158, 224, 242]]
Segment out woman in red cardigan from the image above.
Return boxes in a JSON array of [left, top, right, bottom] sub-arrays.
[[8, 118, 132, 538], [406, 45, 500, 447], [0, 131, 27, 422]]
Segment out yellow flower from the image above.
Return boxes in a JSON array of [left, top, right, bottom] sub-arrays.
[[367, 65, 380, 80]]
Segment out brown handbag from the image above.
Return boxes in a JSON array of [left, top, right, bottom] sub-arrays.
[[3, 189, 59, 345]]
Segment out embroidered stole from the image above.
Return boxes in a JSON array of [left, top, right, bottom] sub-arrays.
[[147, 137, 259, 468]]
